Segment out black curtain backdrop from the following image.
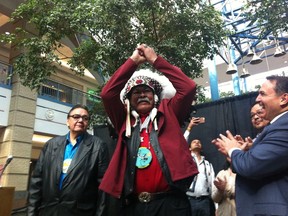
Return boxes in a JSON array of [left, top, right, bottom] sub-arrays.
[[184, 91, 258, 174], [93, 124, 118, 160]]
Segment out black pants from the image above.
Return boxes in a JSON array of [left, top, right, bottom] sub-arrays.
[[188, 196, 215, 216], [122, 193, 191, 216]]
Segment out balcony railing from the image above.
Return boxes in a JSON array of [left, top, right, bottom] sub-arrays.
[[39, 79, 100, 108]]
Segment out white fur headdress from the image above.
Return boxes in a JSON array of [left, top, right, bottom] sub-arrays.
[[120, 69, 176, 103], [120, 69, 176, 137]]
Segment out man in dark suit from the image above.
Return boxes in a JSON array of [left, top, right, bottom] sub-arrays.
[[28, 104, 109, 216], [212, 75, 288, 216]]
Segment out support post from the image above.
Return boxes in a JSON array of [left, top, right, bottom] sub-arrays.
[[208, 57, 220, 100]]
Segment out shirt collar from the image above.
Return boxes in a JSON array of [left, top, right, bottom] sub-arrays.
[[66, 132, 84, 145], [270, 111, 288, 124], [192, 153, 205, 163]]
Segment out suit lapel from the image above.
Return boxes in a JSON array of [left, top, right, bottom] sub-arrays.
[[253, 121, 273, 147], [52, 136, 67, 188], [65, 133, 92, 178]]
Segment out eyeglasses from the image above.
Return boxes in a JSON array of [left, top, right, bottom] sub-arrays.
[[250, 110, 263, 119], [68, 114, 90, 122]]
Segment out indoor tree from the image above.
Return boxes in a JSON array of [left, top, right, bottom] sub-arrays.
[[244, 0, 288, 37], [2, 0, 226, 90], [1, 0, 227, 125]]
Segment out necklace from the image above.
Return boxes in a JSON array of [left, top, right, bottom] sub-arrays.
[[136, 117, 152, 169], [136, 147, 152, 169]]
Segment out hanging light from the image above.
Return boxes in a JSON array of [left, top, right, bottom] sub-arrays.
[[246, 47, 254, 57], [240, 67, 250, 78], [224, 42, 237, 74], [274, 45, 286, 57], [226, 62, 237, 74], [250, 52, 263, 65]]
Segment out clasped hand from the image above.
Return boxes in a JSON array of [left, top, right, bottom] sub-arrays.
[[130, 43, 158, 65], [211, 130, 248, 157]]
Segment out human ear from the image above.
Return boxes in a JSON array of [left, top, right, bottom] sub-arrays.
[[280, 93, 288, 106]]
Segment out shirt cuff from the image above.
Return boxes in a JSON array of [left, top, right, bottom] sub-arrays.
[[228, 147, 241, 158], [183, 130, 190, 141]]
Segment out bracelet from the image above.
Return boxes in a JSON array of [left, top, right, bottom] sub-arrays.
[[187, 127, 191, 131]]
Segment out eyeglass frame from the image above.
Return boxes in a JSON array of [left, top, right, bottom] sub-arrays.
[[68, 114, 90, 122], [250, 109, 264, 119]]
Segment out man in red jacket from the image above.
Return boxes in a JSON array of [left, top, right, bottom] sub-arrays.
[[100, 44, 198, 216]]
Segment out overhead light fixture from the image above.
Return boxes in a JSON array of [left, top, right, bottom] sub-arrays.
[[274, 45, 286, 57], [240, 67, 250, 78], [226, 62, 237, 74], [246, 47, 254, 57], [224, 43, 238, 74], [250, 52, 263, 65]]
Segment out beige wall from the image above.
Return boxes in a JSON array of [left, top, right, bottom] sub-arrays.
[[1, 75, 37, 190]]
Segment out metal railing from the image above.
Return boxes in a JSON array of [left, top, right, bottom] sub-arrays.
[[0, 62, 100, 108], [39, 79, 100, 108]]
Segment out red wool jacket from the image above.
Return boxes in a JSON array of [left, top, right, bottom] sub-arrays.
[[99, 56, 198, 198]]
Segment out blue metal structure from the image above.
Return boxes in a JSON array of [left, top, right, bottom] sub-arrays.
[[213, 0, 287, 65], [207, 57, 220, 100], [207, 0, 287, 99]]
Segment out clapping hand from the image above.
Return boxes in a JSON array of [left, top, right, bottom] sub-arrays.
[[234, 135, 253, 151], [214, 176, 227, 191], [212, 130, 248, 157]]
